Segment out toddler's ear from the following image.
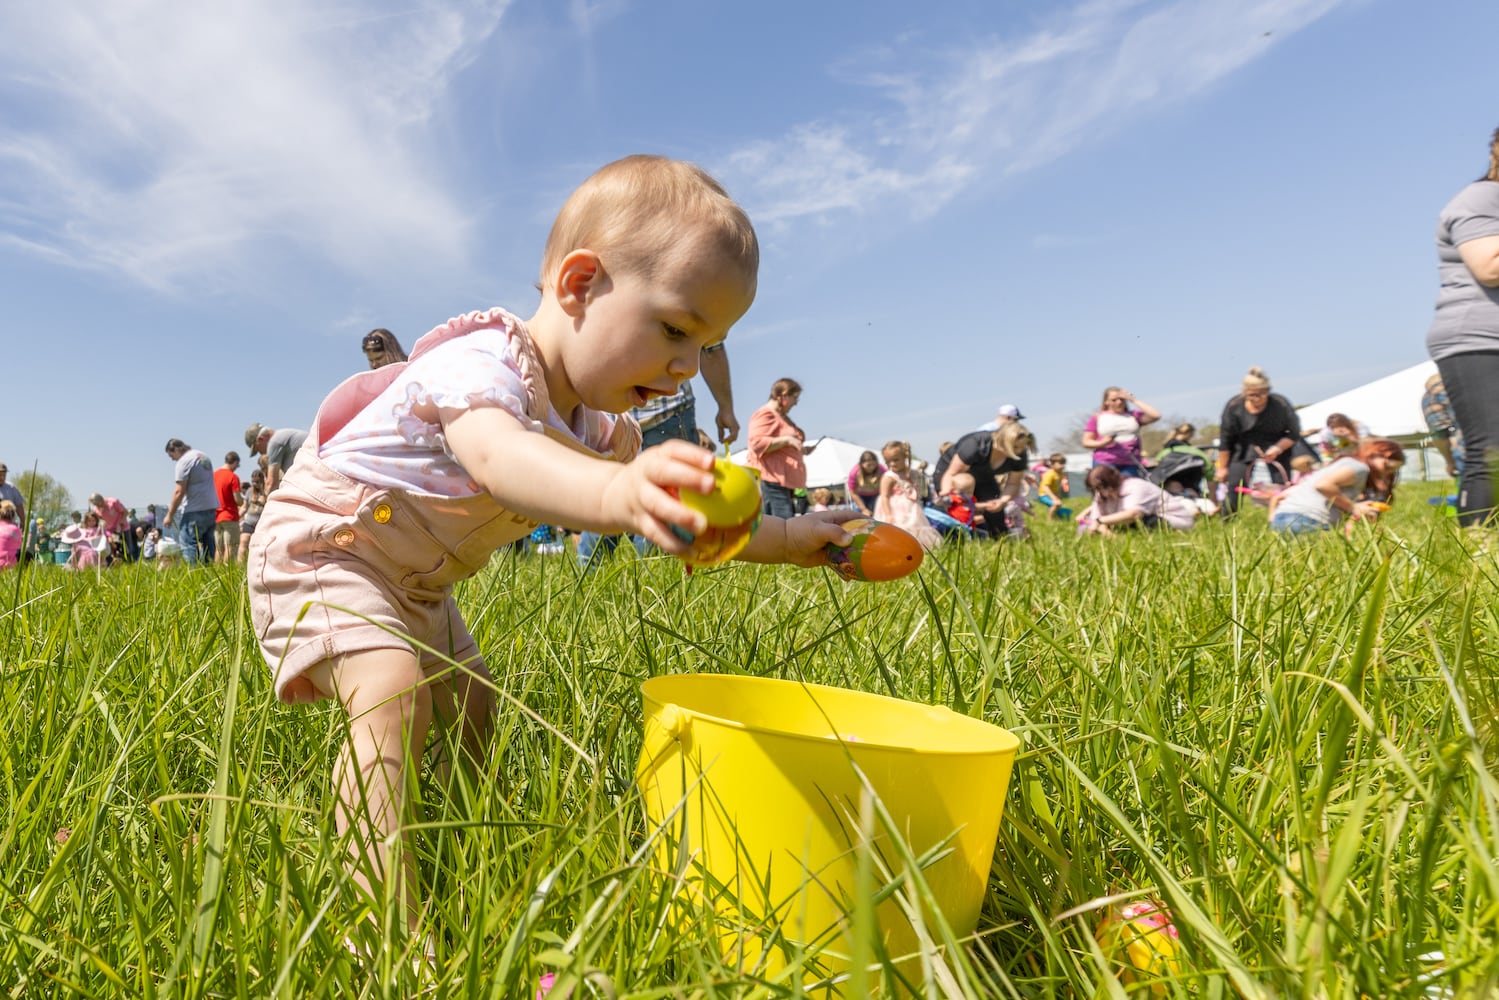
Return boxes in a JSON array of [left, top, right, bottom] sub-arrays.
[[555, 250, 605, 316]]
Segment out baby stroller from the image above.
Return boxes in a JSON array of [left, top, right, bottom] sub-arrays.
[[1148, 451, 1208, 499]]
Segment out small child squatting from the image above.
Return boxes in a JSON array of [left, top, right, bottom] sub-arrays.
[[247, 155, 856, 937]]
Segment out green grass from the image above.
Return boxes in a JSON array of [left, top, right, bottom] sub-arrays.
[[3, 490, 1497, 997]]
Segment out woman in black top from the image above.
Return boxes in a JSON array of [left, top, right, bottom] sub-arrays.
[[934, 423, 1032, 537], [1214, 366, 1301, 514]]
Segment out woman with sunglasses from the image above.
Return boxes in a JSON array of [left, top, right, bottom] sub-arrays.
[[1214, 366, 1302, 514], [1081, 387, 1160, 478], [360, 328, 408, 369]]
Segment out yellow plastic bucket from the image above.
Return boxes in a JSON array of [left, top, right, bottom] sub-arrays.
[[636, 674, 1020, 987]]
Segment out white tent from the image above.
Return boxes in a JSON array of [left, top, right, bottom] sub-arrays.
[[1295, 361, 1437, 439], [730, 436, 882, 489]]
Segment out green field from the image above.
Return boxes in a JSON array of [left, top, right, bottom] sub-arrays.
[[4, 490, 1497, 998]]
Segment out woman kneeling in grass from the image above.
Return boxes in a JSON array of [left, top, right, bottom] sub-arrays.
[[1076, 465, 1201, 536], [1268, 438, 1404, 535]]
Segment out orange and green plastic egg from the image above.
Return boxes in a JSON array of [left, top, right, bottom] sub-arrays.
[[1094, 900, 1182, 994], [672, 458, 762, 568], [824, 518, 923, 582]]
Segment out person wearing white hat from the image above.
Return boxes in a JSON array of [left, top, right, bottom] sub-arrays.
[[977, 402, 1026, 433]]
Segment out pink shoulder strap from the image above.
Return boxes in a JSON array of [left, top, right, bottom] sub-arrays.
[[314, 308, 640, 461]]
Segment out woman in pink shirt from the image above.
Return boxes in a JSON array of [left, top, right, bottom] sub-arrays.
[[0, 500, 20, 568], [89, 492, 135, 562], [747, 377, 815, 518]]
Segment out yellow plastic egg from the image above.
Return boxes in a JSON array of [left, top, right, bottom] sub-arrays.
[[680, 458, 761, 527], [674, 458, 761, 568], [1094, 900, 1183, 994]]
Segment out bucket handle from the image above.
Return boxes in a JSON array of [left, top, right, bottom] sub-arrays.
[[640, 704, 690, 766]]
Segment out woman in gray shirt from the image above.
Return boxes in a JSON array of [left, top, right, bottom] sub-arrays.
[[1427, 126, 1499, 527]]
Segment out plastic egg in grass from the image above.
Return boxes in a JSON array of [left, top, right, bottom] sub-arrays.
[[825, 518, 924, 582], [1095, 900, 1183, 993], [672, 458, 762, 568]]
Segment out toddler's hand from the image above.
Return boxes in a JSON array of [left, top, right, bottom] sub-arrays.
[[739, 510, 858, 568], [600, 440, 715, 554]]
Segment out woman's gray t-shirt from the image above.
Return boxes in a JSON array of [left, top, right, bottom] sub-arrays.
[[1275, 457, 1369, 524], [1426, 180, 1499, 360]]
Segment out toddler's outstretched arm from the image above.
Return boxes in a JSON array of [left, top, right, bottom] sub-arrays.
[[737, 511, 857, 568], [443, 406, 712, 555]]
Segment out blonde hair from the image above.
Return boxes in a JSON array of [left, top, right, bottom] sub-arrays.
[[991, 422, 1034, 462], [0, 500, 15, 523], [949, 472, 976, 495], [882, 440, 910, 463], [1242, 366, 1271, 392], [810, 487, 834, 506], [540, 155, 759, 290]]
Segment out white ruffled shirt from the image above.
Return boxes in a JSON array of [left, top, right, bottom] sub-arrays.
[[320, 326, 610, 497]]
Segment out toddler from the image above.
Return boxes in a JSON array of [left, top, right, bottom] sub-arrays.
[[247, 155, 855, 936], [809, 487, 834, 511], [873, 440, 942, 549], [940, 471, 979, 528], [1036, 453, 1071, 519], [1289, 453, 1317, 483]]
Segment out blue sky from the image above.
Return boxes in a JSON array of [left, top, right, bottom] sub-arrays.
[[2, 0, 1496, 511]]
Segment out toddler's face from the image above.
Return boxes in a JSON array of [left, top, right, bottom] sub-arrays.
[[563, 239, 755, 414]]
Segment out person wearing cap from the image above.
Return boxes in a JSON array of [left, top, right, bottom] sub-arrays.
[[163, 438, 218, 564], [977, 403, 1025, 433], [0, 463, 25, 528], [245, 423, 309, 494]]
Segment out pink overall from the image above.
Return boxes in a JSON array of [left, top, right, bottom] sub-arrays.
[[247, 308, 640, 704]]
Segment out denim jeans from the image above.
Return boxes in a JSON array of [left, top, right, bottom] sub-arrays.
[[1436, 350, 1499, 527], [1270, 511, 1329, 535], [177, 509, 217, 565], [760, 481, 796, 519]]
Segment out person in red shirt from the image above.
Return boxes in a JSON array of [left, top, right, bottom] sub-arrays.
[[213, 451, 244, 564]]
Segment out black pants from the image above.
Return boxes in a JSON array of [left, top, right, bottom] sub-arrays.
[[1221, 458, 1288, 514], [1437, 349, 1499, 527]]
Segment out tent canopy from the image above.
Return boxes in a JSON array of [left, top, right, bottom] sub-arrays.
[[1295, 361, 1437, 440], [730, 436, 884, 489]]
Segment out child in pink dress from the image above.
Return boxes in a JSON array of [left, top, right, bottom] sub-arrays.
[[873, 440, 942, 550], [247, 155, 855, 939]]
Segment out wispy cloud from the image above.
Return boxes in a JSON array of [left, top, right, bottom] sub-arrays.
[[0, 1, 510, 292], [717, 0, 1349, 229]]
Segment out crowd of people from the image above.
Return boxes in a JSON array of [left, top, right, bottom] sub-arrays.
[[731, 365, 1432, 546], [1, 332, 404, 570]]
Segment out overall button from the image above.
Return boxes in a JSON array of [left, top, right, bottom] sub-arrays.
[[333, 529, 355, 546], [373, 503, 393, 524]]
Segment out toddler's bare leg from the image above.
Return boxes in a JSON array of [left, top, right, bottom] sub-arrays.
[[306, 649, 432, 932], [425, 656, 496, 786]]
